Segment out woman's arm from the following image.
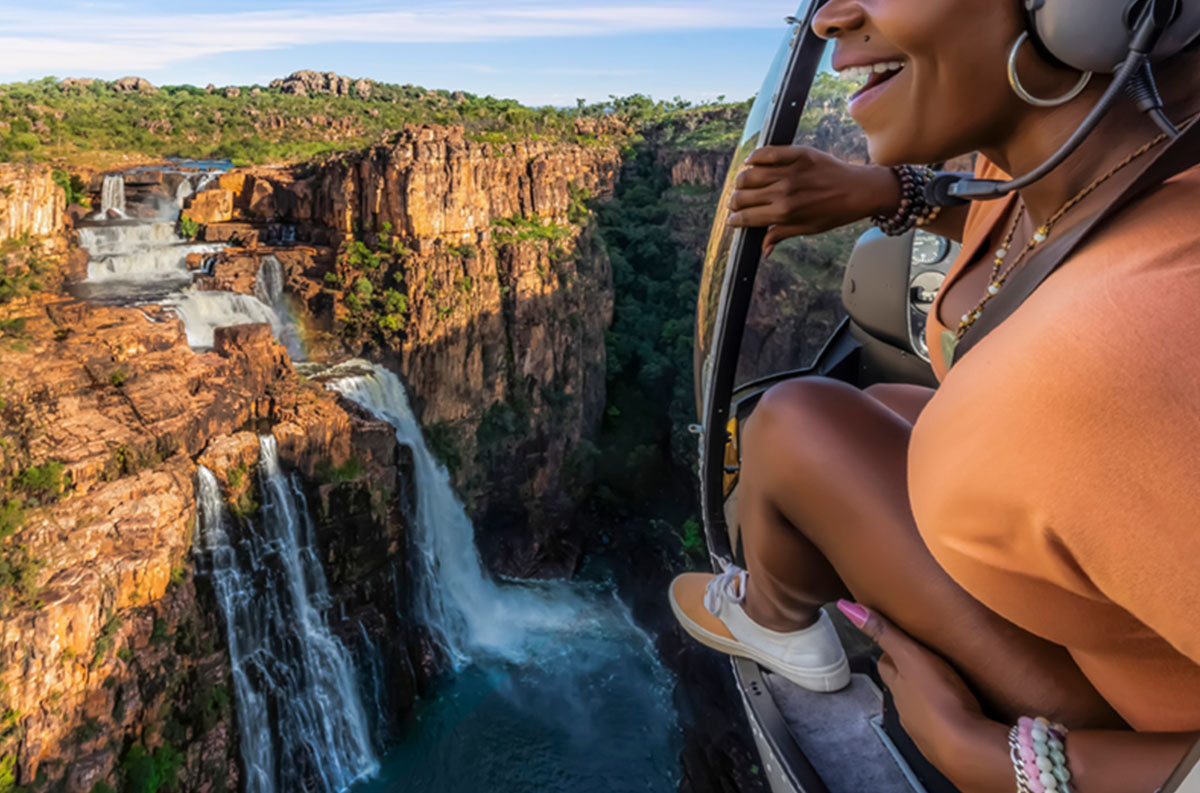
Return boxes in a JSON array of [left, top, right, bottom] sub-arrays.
[[842, 601, 1198, 793], [727, 145, 972, 247], [954, 718, 1198, 793]]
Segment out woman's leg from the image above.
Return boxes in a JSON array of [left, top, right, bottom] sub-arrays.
[[737, 376, 1122, 727]]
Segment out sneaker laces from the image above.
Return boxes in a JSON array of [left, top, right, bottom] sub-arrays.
[[703, 560, 747, 616]]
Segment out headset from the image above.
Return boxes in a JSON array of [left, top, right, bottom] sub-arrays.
[[928, 0, 1200, 204]]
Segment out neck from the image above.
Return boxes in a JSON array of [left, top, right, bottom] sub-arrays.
[[982, 53, 1200, 227]]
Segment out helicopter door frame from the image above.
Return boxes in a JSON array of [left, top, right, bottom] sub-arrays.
[[700, 2, 829, 561]]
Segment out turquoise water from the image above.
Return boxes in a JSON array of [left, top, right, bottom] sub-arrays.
[[354, 629, 679, 793], [328, 363, 682, 793]]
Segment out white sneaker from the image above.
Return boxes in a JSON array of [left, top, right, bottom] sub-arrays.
[[669, 562, 850, 692]]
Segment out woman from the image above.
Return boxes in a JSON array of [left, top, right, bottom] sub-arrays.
[[669, 1, 1200, 791]]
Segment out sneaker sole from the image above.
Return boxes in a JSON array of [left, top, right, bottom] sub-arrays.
[[670, 584, 851, 693]]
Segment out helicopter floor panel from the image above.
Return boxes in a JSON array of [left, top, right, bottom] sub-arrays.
[[764, 671, 925, 793]]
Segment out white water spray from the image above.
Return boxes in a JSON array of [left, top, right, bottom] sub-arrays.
[[323, 361, 652, 668], [196, 437, 377, 793]]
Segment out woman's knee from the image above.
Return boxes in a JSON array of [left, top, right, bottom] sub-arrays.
[[742, 377, 864, 460]]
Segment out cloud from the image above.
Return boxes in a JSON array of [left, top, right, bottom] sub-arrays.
[[0, 1, 790, 77]]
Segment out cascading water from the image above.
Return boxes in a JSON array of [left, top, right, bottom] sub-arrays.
[[322, 361, 680, 793], [74, 164, 300, 357], [99, 173, 126, 217], [195, 438, 377, 793]]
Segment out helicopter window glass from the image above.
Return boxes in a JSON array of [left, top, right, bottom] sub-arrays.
[[733, 46, 870, 388], [694, 15, 808, 411]]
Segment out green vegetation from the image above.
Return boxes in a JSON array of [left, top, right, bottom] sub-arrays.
[[0, 543, 41, 615], [51, 169, 89, 207], [679, 519, 705, 559], [334, 228, 413, 343], [316, 457, 366, 484], [0, 754, 15, 793], [177, 216, 200, 240], [225, 463, 260, 520], [0, 501, 23, 541], [14, 461, 68, 506], [425, 421, 462, 474], [0, 79, 720, 165], [150, 618, 170, 646], [0, 235, 50, 306], [120, 743, 182, 793], [91, 611, 123, 669], [109, 370, 127, 387], [491, 214, 572, 246]]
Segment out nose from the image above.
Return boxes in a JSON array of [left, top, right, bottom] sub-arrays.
[[812, 0, 867, 39]]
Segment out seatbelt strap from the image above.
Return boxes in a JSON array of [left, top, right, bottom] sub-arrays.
[[948, 114, 1200, 368]]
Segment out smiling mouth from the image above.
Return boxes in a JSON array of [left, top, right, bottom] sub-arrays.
[[838, 61, 907, 101]]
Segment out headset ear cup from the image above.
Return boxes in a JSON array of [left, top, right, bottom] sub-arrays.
[[1028, 0, 1200, 73], [1023, 0, 1072, 69]]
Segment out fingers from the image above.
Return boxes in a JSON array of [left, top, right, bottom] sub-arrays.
[[764, 224, 810, 248], [745, 145, 810, 167], [728, 204, 793, 229], [837, 599, 916, 660], [735, 166, 787, 190], [728, 186, 777, 213]]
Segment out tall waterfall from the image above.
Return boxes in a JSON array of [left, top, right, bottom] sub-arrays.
[[324, 361, 681, 793], [196, 437, 377, 793], [100, 173, 126, 217], [325, 361, 623, 667]]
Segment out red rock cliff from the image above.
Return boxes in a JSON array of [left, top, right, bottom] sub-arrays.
[[191, 125, 622, 577]]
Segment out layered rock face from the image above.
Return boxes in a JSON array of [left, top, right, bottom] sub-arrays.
[[0, 165, 64, 243], [187, 125, 622, 576], [0, 286, 414, 791]]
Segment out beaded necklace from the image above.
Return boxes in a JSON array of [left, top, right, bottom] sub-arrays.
[[943, 131, 1171, 367]]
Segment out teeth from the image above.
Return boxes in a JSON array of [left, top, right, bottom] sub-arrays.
[[839, 61, 905, 82]]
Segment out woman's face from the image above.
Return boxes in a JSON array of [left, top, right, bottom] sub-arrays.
[[813, 0, 1044, 165]]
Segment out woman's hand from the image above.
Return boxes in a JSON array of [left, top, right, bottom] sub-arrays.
[[727, 146, 901, 252], [837, 600, 1012, 793], [839, 600, 1200, 793]]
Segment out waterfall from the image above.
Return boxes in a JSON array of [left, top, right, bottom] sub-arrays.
[[100, 174, 126, 217], [195, 437, 377, 793], [76, 169, 301, 358], [79, 222, 224, 282], [324, 361, 613, 668]]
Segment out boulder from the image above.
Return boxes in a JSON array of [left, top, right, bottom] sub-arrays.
[[224, 86, 241, 98], [182, 189, 234, 224], [111, 76, 156, 94]]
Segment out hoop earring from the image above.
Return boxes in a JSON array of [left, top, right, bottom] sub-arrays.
[[1007, 31, 1093, 107]]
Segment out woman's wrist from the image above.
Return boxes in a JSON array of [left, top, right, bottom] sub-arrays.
[[860, 164, 904, 219], [942, 715, 1014, 793]]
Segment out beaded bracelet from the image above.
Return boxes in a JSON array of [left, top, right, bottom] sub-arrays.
[[871, 164, 940, 236], [1009, 716, 1073, 793]]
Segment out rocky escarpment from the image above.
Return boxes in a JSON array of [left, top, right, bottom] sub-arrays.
[[182, 124, 622, 577], [0, 165, 63, 243], [0, 233, 417, 791]]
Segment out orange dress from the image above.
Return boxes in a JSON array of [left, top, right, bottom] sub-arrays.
[[914, 158, 1200, 731]]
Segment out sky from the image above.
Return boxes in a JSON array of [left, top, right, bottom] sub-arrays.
[[0, 1, 805, 106]]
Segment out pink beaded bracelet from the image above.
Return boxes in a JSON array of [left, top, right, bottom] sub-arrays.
[[1012, 716, 1073, 793]]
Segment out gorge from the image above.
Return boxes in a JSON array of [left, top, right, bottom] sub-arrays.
[[0, 71, 846, 793]]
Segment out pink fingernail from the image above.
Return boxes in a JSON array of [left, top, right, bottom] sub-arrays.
[[837, 599, 870, 628], [764, 244, 776, 258]]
